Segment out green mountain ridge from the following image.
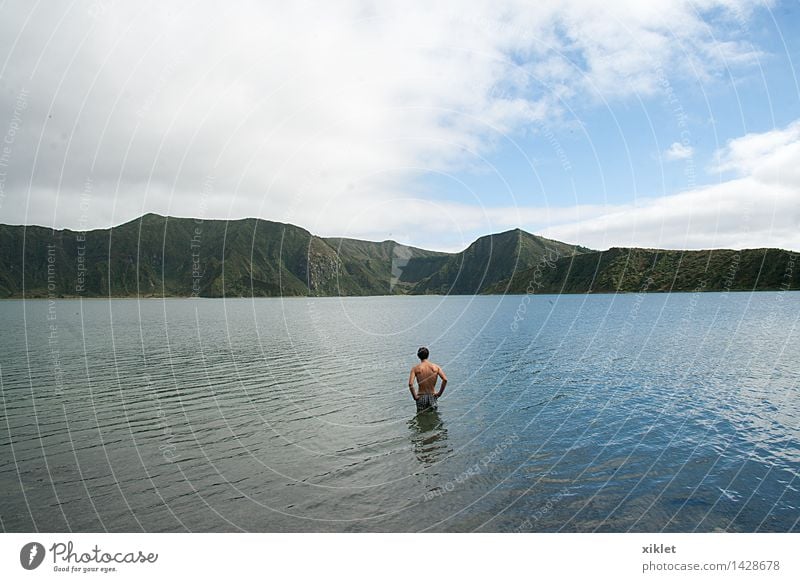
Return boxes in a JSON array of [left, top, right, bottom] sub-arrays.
[[0, 214, 796, 297], [492, 246, 799, 294], [0, 214, 450, 297], [409, 228, 588, 295]]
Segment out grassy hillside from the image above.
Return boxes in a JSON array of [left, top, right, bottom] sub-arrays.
[[322, 237, 449, 294], [2, 215, 796, 298], [0, 214, 446, 298], [495, 247, 799, 294], [410, 228, 587, 295]]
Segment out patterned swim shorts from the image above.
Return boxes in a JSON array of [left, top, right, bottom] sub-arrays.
[[416, 393, 438, 412]]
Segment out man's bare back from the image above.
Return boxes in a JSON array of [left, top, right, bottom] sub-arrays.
[[408, 347, 447, 411], [410, 361, 444, 395]]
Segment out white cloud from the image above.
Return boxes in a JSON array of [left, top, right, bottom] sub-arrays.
[[714, 120, 800, 180], [538, 120, 800, 251], [665, 142, 694, 161], [0, 0, 772, 251]]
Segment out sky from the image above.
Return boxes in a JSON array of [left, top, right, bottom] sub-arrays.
[[0, 0, 798, 252]]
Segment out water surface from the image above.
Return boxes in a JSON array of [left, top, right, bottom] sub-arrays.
[[1, 292, 798, 532]]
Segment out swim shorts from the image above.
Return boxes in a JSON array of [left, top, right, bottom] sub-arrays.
[[416, 393, 438, 412]]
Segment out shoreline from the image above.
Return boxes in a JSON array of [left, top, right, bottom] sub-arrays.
[[3, 288, 798, 300]]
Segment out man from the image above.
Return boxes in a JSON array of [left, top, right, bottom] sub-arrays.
[[408, 346, 447, 412]]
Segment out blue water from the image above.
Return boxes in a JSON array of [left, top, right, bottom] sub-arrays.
[[1, 292, 798, 532]]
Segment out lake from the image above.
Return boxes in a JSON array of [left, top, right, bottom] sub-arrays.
[[1, 292, 798, 532]]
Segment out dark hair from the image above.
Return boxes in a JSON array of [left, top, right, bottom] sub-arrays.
[[417, 346, 429, 360]]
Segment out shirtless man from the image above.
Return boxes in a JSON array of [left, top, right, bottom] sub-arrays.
[[408, 347, 447, 412]]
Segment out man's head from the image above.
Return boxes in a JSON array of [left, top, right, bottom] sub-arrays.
[[417, 346, 429, 361]]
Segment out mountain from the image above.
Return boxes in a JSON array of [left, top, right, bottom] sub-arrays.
[[0, 214, 448, 298], [1, 215, 796, 298], [409, 228, 588, 295], [492, 247, 799, 294], [321, 236, 449, 294]]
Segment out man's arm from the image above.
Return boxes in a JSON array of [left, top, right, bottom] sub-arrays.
[[435, 367, 448, 398], [408, 368, 418, 400]]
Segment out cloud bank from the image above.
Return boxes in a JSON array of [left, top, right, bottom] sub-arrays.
[[540, 121, 800, 251], [0, 0, 787, 252]]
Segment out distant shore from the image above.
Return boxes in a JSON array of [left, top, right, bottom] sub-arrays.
[[4, 287, 798, 300]]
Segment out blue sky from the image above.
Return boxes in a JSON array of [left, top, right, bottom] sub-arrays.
[[412, 2, 800, 250], [0, 1, 798, 252]]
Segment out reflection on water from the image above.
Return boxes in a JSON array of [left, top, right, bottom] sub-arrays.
[[0, 293, 798, 532], [408, 409, 450, 467]]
